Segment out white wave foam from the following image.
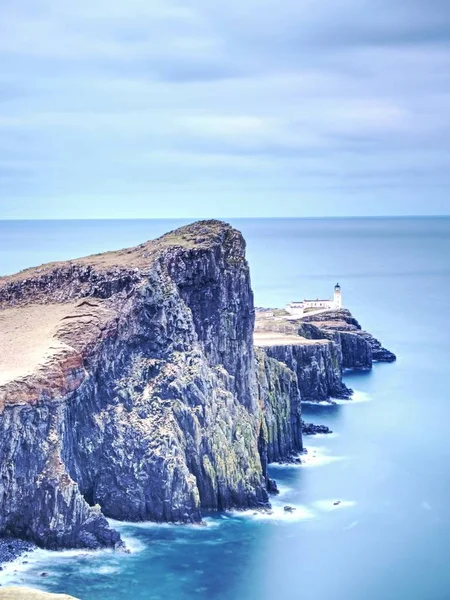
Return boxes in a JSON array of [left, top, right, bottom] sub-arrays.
[[200, 517, 222, 528], [300, 446, 346, 468], [335, 390, 371, 404], [108, 518, 174, 530], [0, 545, 103, 586], [120, 534, 146, 554], [109, 518, 217, 534], [227, 504, 315, 523], [268, 446, 345, 469], [305, 431, 339, 439], [95, 565, 121, 575], [301, 400, 335, 406], [275, 483, 293, 496]]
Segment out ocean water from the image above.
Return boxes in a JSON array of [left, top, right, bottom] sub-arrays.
[[1, 217, 450, 600]]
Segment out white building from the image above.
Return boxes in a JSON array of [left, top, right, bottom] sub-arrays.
[[285, 283, 342, 317]]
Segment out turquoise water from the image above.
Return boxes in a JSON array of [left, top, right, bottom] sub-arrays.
[[1, 217, 450, 600]]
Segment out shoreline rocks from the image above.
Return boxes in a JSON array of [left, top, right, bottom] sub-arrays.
[[0, 538, 35, 570], [301, 421, 333, 435]]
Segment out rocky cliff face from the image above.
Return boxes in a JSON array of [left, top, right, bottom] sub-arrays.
[[297, 322, 371, 370], [302, 309, 396, 363], [0, 221, 395, 553], [338, 331, 373, 369], [263, 342, 352, 402], [254, 306, 395, 402], [255, 348, 303, 467], [0, 221, 268, 550]]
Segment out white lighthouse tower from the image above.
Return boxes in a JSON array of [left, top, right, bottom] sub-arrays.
[[333, 283, 342, 309]]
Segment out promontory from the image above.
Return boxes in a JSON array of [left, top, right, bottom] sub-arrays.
[[0, 220, 394, 552]]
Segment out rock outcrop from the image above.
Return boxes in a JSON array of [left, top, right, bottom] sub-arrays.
[[301, 421, 332, 435], [301, 309, 396, 363], [0, 221, 268, 550]]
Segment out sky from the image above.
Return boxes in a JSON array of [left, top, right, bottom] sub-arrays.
[[1, 0, 450, 219]]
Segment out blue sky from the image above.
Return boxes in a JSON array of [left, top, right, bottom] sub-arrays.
[[1, 0, 450, 218]]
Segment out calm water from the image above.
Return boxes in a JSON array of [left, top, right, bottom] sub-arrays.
[[1, 217, 450, 600]]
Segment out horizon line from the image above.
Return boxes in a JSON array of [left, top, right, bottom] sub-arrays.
[[1, 215, 450, 222]]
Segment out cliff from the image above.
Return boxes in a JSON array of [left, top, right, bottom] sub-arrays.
[[255, 348, 303, 467], [0, 221, 395, 553], [297, 322, 372, 370], [0, 221, 268, 550], [254, 322, 351, 402], [254, 306, 395, 402], [301, 309, 396, 363], [262, 342, 352, 402]]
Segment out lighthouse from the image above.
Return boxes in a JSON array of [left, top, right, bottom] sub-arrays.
[[334, 283, 342, 309]]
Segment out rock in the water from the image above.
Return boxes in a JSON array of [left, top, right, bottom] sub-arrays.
[[267, 478, 280, 495], [301, 421, 332, 435], [284, 505, 296, 513]]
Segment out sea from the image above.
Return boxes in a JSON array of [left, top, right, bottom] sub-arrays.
[[0, 217, 449, 600]]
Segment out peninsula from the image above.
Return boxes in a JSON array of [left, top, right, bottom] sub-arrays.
[[0, 220, 395, 554]]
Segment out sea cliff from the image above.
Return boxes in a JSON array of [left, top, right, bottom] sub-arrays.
[[0, 221, 268, 550], [255, 348, 303, 466], [254, 306, 395, 402], [0, 220, 394, 553], [301, 310, 396, 363]]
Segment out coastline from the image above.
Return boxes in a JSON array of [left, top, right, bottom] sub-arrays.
[[0, 220, 397, 599]]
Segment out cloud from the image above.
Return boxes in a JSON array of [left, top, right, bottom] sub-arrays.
[[0, 0, 449, 217]]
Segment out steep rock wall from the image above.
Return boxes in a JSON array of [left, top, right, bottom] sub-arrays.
[[263, 341, 352, 402], [0, 221, 267, 550], [255, 348, 303, 469], [339, 331, 373, 369], [302, 309, 396, 362]]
